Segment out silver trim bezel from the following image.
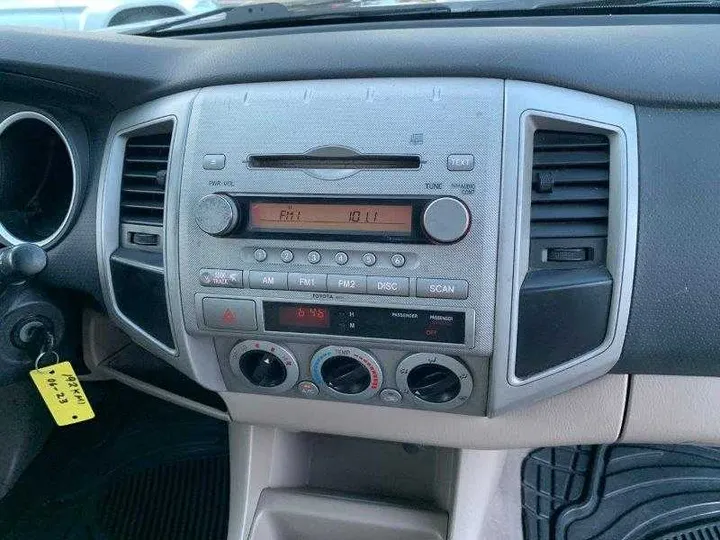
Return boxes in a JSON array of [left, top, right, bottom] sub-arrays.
[[0, 111, 80, 248], [489, 81, 639, 414]]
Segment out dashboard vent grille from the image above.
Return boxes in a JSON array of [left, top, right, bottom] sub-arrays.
[[531, 130, 610, 240], [120, 132, 171, 227]]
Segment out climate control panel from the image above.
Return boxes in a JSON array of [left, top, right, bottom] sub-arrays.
[[217, 338, 486, 415]]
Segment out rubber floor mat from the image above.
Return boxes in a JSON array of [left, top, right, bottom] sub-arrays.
[[523, 445, 720, 540], [0, 382, 229, 540]]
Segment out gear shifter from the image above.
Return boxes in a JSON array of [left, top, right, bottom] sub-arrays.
[[0, 243, 47, 288]]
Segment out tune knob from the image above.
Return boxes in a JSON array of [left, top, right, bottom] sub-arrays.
[[421, 197, 471, 244], [195, 194, 239, 236]]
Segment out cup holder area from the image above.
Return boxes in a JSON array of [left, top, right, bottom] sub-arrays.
[[0, 112, 77, 246]]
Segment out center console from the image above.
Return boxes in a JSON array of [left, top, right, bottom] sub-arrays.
[[97, 78, 638, 424], [179, 80, 501, 416]]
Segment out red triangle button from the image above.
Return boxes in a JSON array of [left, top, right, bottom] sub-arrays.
[[222, 308, 237, 324]]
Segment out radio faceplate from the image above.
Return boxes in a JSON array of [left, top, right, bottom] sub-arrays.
[[173, 79, 502, 415], [178, 79, 503, 361]]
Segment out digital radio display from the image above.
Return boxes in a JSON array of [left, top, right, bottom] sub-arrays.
[[248, 202, 413, 235], [278, 305, 330, 329]]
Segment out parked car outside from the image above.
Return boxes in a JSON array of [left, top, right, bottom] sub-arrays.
[[0, 0, 217, 30]]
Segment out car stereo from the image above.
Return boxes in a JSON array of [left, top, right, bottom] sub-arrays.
[[175, 79, 503, 414]]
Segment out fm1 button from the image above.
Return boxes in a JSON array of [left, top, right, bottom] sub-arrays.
[[202, 298, 257, 330], [289, 273, 327, 292], [368, 276, 409, 296], [416, 278, 469, 300]]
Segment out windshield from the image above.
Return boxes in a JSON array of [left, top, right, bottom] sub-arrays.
[[0, 0, 708, 33]]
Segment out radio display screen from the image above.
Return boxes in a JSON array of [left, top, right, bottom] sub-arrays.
[[278, 305, 330, 329], [248, 202, 413, 235]]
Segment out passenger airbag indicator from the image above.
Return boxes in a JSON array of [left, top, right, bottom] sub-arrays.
[[264, 302, 466, 344]]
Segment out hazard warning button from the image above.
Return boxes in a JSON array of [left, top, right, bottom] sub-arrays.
[[202, 298, 257, 331]]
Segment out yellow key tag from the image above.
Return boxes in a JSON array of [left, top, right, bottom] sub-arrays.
[[30, 361, 95, 426]]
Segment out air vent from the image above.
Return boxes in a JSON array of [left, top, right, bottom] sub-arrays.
[[531, 131, 610, 239], [530, 130, 610, 268], [119, 132, 171, 227]]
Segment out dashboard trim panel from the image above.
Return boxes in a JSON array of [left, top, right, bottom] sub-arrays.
[[489, 81, 638, 414]]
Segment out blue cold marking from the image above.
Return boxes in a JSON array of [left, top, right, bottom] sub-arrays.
[[311, 358, 324, 382]]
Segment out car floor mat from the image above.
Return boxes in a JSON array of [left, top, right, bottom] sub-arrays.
[[0, 381, 229, 540], [523, 444, 720, 540]]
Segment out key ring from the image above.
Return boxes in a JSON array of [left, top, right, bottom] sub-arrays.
[[35, 335, 59, 372]]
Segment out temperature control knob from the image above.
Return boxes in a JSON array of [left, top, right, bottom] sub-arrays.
[[229, 340, 299, 394], [195, 194, 239, 236], [422, 197, 470, 244], [311, 345, 383, 400]]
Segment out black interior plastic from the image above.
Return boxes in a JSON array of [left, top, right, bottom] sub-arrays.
[[515, 268, 613, 379], [0, 117, 73, 242]]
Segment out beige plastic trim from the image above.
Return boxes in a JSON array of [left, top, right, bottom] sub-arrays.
[[247, 489, 448, 540], [448, 449, 507, 540], [621, 374, 720, 445], [222, 374, 627, 449]]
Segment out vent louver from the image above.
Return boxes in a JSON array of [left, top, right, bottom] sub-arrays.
[[531, 130, 610, 241], [119, 132, 171, 227]]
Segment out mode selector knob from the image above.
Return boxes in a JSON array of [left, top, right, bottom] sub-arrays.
[[195, 194, 240, 236], [422, 197, 471, 244]]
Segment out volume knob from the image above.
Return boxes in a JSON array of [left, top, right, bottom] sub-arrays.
[[422, 197, 471, 244], [195, 194, 239, 236]]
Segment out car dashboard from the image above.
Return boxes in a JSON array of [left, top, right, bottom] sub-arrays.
[[0, 17, 719, 451]]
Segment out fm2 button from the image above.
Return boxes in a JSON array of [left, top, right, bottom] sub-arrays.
[[328, 275, 367, 294]]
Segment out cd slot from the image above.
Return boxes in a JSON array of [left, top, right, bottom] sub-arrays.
[[248, 154, 421, 170]]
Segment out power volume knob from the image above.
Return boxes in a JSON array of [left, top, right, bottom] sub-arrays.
[[195, 194, 240, 236], [422, 197, 471, 244]]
